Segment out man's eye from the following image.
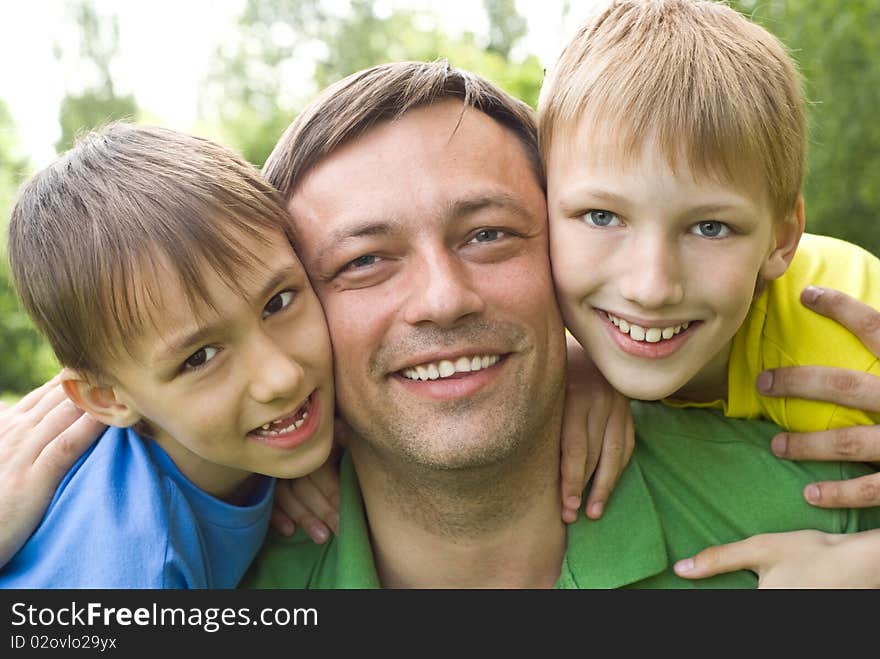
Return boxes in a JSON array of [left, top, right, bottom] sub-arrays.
[[263, 290, 295, 318], [469, 229, 505, 243], [183, 346, 218, 371], [345, 254, 380, 270], [690, 220, 731, 239], [581, 210, 621, 227]]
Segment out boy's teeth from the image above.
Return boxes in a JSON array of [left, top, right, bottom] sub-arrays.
[[253, 397, 312, 436], [401, 354, 500, 381], [606, 313, 690, 343]]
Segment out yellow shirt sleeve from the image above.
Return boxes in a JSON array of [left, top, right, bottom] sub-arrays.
[[723, 233, 880, 432]]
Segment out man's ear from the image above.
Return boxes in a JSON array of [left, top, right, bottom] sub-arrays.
[[60, 368, 141, 428], [760, 196, 806, 281]]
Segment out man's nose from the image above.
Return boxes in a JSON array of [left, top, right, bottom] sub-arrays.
[[402, 250, 485, 327], [618, 234, 684, 309], [247, 332, 306, 404]]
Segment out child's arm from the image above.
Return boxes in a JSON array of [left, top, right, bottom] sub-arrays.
[[560, 332, 635, 523], [270, 421, 349, 543], [676, 287, 880, 587], [0, 375, 104, 566], [757, 287, 880, 508], [271, 451, 341, 543], [674, 528, 880, 587]]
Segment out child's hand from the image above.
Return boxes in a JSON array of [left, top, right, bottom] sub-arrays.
[[674, 529, 880, 587], [271, 444, 342, 543], [560, 334, 635, 523], [758, 286, 880, 508], [0, 375, 105, 566]]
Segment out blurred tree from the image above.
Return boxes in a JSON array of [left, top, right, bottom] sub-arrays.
[[200, 0, 544, 168], [55, 1, 138, 153], [0, 101, 59, 395], [732, 0, 880, 256], [484, 0, 527, 58]]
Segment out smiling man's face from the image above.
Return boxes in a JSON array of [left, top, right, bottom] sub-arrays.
[[289, 100, 566, 470]]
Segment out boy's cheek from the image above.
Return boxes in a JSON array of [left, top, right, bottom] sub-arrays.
[[549, 218, 599, 290]]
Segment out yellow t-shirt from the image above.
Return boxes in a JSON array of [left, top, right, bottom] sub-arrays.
[[666, 233, 880, 432]]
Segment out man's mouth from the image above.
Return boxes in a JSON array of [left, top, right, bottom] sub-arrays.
[[398, 354, 501, 381], [249, 393, 314, 437], [604, 312, 695, 343]]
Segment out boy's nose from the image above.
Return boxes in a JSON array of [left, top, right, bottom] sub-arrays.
[[618, 238, 684, 309], [247, 335, 306, 404]]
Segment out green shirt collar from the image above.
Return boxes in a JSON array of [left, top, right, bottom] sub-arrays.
[[329, 451, 668, 589], [555, 459, 668, 588], [330, 450, 381, 588]]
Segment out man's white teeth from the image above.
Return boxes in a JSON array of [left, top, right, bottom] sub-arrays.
[[607, 313, 690, 343], [401, 355, 500, 381]]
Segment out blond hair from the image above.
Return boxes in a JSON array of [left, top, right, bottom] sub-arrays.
[[8, 123, 294, 377], [539, 0, 805, 218]]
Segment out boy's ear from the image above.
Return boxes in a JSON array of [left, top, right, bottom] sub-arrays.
[[760, 196, 806, 281], [60, 368, 141, 428]]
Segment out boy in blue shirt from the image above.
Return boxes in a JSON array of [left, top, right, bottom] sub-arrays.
[[1, 123, 335, 587]]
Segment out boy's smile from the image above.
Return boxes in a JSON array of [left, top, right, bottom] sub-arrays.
[[105, 228, 335, 501], [547, 125, 797, 402], [599, 309, 696, 359], [247, 390, 320, 448]]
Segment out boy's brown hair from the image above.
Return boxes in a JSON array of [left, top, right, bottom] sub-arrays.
[[7, 123, 294, 378], [539, 0, 806, 219]]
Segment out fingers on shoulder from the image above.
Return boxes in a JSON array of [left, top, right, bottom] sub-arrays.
[[810, 473, 880, 509], [806, 288, 880, 354]]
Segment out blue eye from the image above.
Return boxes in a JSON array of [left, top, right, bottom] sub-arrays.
[[470, 229, 504, 243], [582, 210, 620, 227], [183, 346, 218, 371], [690, 221, 731, 239], [346, 255, 380, 270], [263, 290, 295, 318]]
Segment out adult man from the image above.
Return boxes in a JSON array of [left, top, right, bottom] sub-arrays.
[[244, 61, 880, 588], [3, 61, 879, 587]]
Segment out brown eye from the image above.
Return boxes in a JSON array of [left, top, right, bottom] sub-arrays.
[[183, 346, 218, 371], [263, 290, 295, 318]]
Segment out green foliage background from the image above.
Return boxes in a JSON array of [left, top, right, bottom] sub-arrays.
[[1, 0, 878, 397], [731, 0, 880, 258]]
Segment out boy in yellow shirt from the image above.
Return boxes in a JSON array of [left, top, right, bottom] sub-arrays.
[[540, 0, 880, 432]]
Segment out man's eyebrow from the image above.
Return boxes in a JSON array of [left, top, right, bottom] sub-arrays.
[[324, 219, 405, 245], [312, 193, 534, 276], [319, 193, 530, 249], [153, 264, 303, 364], [312, 219, 404, 277], [445, 192, 533, 220]]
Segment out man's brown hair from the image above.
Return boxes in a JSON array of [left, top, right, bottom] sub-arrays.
[[539, 0, 806, 219], [263, 60, 544, 202], [7, 123, 294, 377]]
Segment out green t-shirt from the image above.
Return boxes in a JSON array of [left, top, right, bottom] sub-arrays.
[[243, 402, 880, 589]]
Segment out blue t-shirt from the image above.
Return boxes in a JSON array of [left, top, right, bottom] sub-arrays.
[[0, 426, 274, 588]]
